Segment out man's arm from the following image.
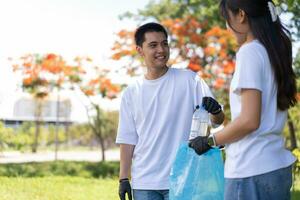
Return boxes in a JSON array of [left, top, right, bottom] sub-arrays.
[[202, 97, 225, 126], [189, 90, 261, 155], [119, 144, 135, 179], [119, 144, 135, 200]]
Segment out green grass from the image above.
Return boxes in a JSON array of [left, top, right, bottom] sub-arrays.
[[0, 176, 299, 200], [0, 176, 118, 200]]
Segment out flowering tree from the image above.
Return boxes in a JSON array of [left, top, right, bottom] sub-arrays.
[[111, 16, 236, 122], [12, 53, 83, 153], [113, 0, 300, 148], [74, 57, 121, 161]]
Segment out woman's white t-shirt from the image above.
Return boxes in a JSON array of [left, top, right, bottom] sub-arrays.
[[225, 40, 296, 178], [116, 68, 214, 189]]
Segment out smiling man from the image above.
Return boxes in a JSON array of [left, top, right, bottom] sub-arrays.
[[116, 22, 224, 200]]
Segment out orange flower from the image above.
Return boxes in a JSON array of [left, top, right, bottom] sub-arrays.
[[46, 53, 57, 60], [188, 62, 202, 72], [161, 19, 173, 27], [83, 89, 94, 96], [199, 71, 212, 79], [223, 60, 235, 74], [204, 46, 217, 56], [190, 34, 202, 44], [219, 50, 228, 59], [122, 50, 132, 56], [297, 93, 300, 101], [63, 66, 73, 76], [214, 78, 225, 89], [23, 62, 32, 68], [118, 30, 132, 38], [89, 78, 100, 86], [23, 77, 33, 86], [111, 52, 122, 60], [205, 26, 222, 37], [109, 84, 120, 93], [106, 91, 117, 99]]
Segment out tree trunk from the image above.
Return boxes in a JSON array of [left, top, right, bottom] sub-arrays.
[[85, 103, 106, 161], [65, 124, 70, 150], [33, 100, 43, 153], [287, 113, 297, 150], [99, 134, 106, 161], [54, 90, 60, 161], [32, 120, 40, 153]]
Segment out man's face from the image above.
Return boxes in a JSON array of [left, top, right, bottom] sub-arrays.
[[137, 31, 170, 69]]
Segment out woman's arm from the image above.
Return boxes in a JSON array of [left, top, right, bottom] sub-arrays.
[[210, 111, 225, 126], [214, 89, 261, 145]]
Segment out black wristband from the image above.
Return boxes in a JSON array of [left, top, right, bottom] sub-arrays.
[[119, 178, 129, 183]]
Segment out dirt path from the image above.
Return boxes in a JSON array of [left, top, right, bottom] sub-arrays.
[[0, 149, 119, 163]]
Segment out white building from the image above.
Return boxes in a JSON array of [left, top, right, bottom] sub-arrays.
[[2, 93, 72, 128]]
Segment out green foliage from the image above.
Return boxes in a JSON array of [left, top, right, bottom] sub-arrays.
[[87, 105, 119, 152], [294, 49, 300, 77], [277, 0, 300, 38], [121, 0, 224, 30], [123, 0, 300, 38], [46, 125, 67, 145], [0, 108, 119, 152], [0, 122, 34, 151], [293, 149, 300, 174], [17, 122, 38, 149], [288, 103, 300, 134], [0, 122, 15, 150], [0, 161, 119, 178], [68, 123, 94, 146], [101, 110, 119, 146]]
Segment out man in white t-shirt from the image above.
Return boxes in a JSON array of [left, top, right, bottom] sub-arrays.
[[116, 22, 225, 200]]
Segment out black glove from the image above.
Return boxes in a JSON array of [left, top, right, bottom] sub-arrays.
[[202, 97, 222, 115], [119, 178, 132, 200], [188, 136, 211, 155]]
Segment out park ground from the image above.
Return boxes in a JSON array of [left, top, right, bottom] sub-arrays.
[[0, 150, 299, 200]]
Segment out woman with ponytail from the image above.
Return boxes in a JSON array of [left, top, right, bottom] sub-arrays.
[[188, 0, 297, 199]]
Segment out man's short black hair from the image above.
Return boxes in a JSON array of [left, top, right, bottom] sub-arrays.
[[134, 22, 168, 47]]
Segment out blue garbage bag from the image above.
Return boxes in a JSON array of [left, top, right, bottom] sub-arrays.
[[169, 142, 224, 200]]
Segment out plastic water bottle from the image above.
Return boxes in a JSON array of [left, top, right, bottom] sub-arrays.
[[189, 105, 209, 140]]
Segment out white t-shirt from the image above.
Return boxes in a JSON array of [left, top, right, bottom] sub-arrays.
[[225, 40, 296, 178], [116, 68, 213, 189]]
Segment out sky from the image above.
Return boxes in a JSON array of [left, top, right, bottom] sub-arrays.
[[0, 0, 152, 122]]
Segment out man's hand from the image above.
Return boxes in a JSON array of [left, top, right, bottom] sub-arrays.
[[119, 178, 132, 200], [188, 136, 211, 155], [202, 97, 222, 115]]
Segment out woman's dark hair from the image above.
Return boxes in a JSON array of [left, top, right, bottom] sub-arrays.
[[220, 0, 297, 110], [134, 22, 168, 47]]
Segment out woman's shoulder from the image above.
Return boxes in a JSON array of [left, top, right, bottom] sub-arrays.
[[237, 40, 268, 63], [238, 40, 267, 56]]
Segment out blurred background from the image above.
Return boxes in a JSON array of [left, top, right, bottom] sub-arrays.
[[0, 0, 299, 199]]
